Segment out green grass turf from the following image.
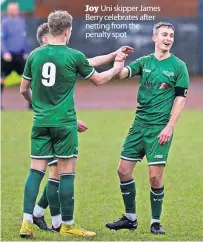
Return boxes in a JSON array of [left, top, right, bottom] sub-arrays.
[[1, 110, 203, 241]]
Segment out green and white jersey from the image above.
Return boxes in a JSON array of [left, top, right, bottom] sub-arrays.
[[23, 44, 95, 127], [127, 53, 189, 126]]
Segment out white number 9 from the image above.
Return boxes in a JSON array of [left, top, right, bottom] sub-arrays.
[[42, 62, 56, 86]]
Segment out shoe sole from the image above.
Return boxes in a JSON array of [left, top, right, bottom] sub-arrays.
[[151, 231, 165, 234], [106, 225, 138, 231], [20, 232, 35, 238], [60, 232, 96, 237]]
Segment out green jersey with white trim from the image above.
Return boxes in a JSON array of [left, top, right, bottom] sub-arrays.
[[23, 44, 95, 127], [127, 53, 189, 126]]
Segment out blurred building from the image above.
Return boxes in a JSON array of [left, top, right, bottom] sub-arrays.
[[1, 0, 203, 75]]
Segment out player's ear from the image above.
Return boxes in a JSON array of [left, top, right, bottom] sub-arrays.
[[64, 29, 68, 37], [64, 28, 70, 37], [43, 36, 48, 44], [152, 35, 156, 42]]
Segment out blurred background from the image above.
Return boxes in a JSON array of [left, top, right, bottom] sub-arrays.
[[1, 0, 203, 109]]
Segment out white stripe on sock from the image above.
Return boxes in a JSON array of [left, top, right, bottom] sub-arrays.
[[150, 189, 164, 196], [120, 180, 135, 186], [48, 178, 60, 183]]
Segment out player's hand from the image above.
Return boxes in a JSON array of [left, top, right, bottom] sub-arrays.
[[77, 120, 88, 132], [23, 54, 28, 60], [114, 59, 125, 72], [3, 52, 12, 62], [115, 52, 128, 62], [158, 125, 173, 145], [116, 46, 134, 54]]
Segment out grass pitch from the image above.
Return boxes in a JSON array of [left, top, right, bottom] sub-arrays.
[[1, 110, 203, 241]]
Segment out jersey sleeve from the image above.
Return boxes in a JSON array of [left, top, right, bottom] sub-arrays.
[[76, 52, 95, 79], [175, 62, 190, 88], [23, 55, 32, 81], [126, 57, 143, 77]]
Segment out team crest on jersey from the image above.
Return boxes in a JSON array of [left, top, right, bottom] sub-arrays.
[[162, 70, 174, 77], [159, 83, 168, 89]]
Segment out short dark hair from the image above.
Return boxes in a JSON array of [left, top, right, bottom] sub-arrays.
[[36, 22, 49, 45], [48, 10, 72, 36], [153, 22, 175, 35]]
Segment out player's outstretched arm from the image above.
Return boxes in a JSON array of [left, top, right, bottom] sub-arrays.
[[116, 67, 129, 79], [158, 96, 186, 145], [88, 46, 134, 67], [88, 53, 126, 86], [20, 78, 32, 103]]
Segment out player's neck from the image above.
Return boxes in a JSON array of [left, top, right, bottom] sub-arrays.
[[49, 36, 67, 45], [154, 49, 171, 61]]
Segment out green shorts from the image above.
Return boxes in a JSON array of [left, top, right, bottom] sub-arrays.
[[120, 124, 173, 165], [31, 125, 78, 159]]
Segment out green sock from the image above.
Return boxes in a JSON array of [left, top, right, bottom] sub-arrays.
[[37, 184, 48, 209], [120, 179, 136, 213], [24, 169, 45, 214], [47, 179, 60, 216], [150, 186, 164, 220], [59, 173, 75, 221]]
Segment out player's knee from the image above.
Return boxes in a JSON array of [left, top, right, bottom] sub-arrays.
[[31, 159, 47, 172], [117, 166, 131, 178], [149, 174, 162, 187], [58, 158, 76, 174]]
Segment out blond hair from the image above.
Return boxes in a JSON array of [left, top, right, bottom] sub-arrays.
[[48, 10, 72, 36], [153, 22, 175, 35]]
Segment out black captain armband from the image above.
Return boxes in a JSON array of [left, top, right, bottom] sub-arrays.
[[175, 87, 188, 97], [126, 66, 131, 78]]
